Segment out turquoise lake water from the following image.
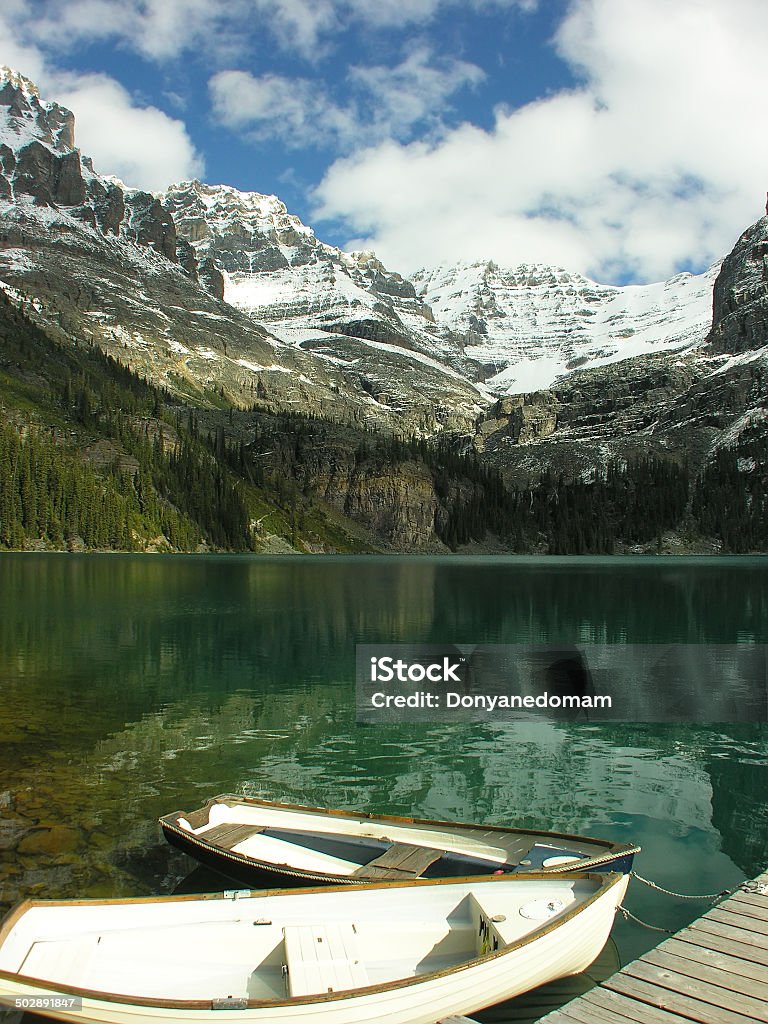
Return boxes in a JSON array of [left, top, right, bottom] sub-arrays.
[[1, 553, 767, 1021]]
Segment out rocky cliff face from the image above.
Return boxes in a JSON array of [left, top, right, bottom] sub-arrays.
[[475, 393, 559, 450], [334, 462, 440, 549], [0, 68, 225, 298], [709, 216, 768, 355]]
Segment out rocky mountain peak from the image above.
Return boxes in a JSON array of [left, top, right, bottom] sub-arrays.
[[412, 257, 718, 394], [0, 66, 75, 155], [709, 215, 768, 355], [163, 179, 318, 273], [0, 71, 236, 299], [0, 66, 39, 99], [161, 178, 435, 345]]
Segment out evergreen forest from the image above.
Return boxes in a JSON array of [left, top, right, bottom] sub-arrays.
[[0, 290, 765, 554]]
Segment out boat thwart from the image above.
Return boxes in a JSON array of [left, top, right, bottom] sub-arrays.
[[159, 794, 639, 886]]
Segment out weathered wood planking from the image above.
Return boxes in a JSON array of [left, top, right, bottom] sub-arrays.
[[200, 823, 265, 849], [536, 869, 768, 1024], [354, 843, 443, 878]]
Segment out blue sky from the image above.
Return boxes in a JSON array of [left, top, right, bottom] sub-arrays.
[[3, 0, 768, 284]]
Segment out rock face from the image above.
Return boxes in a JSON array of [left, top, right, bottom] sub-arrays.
[[0, 69, 90, 218], [0, 68, 225, 299], [162, 180, 442, 353], [709, 217, 768, 354], [339, 463, 440, 548], [123, 191, 177, 262], [475, 393, 559, 450]]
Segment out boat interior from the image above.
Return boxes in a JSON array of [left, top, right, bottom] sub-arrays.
[[170, 799, 600, 877], [0, 879, 593, 1004]]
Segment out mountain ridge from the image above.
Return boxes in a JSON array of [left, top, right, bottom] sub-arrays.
[[0, 65, 767, 555], [0, 64, 728, 423]]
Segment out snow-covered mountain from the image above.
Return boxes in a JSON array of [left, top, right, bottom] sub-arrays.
[[162, 180, 460, 370], [413, 260, 719, 394], [0, 69, 485, 435], [162, 178, 719, 399], [0, 64, 767, 486]]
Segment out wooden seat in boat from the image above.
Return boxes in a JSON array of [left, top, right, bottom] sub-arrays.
[[200, 823, 265, 849], [353, 843, 443, 879], [282, 923, 369, 997]]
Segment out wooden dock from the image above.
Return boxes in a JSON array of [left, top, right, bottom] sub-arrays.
[[537, 870, 768, 1024]]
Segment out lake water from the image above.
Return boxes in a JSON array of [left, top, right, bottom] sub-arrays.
[[1, 553, 767, 1021]]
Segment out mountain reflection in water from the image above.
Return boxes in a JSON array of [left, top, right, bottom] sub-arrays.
[[0, 553, 766, 1021]]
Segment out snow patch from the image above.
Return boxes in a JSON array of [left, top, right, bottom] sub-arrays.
[[711, 407, 768, 452]]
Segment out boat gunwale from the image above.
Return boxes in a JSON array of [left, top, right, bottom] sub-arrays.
[[158, 793, 641, 879], [0, 870, 624, 1011]]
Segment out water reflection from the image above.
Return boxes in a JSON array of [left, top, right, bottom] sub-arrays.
[[0, 554, 766, 977]]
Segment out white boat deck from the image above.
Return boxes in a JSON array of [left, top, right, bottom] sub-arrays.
[[4, 881, 585, 1003]]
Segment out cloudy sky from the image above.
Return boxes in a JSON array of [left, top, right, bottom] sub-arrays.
[[3, 0, 768, 284]]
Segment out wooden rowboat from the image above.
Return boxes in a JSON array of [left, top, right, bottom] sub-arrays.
[[159, 794, 639, 886], [0, 871, 629, 1024]]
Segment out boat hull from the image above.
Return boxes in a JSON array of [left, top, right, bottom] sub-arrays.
[[0, 873, 629, 1024], [160, 795, 639, 887]]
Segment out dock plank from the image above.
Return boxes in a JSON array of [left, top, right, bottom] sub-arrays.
[[535, 872, 768, 1024], [535, 998, 618, 1024], [660, 936, 768, 986], [622, 957, 768, 1019], [707, 907, 768, 936], [580, 987, 695, 1024], [531, 1013, 589, 1024], [715, 899, 768, 924], [606, 972, 763, 1024], [690, 915, 768, 951], [731, 892, 768, 913], [641, 947, 768, 1004], [677, 926, 768, 967]]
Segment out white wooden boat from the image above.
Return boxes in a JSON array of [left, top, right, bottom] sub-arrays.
[[0, 872, 629, 1024], [160, 794, 639, 886]]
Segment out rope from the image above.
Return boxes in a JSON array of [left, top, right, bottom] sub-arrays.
[[630, 871, 734, 902], [618, 874, 768, 934], [740, 879, 768, 897], [617, 905, 673, 933]]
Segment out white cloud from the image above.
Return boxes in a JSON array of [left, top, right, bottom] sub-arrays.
[[248, 0, 340, 60], [210, 48, 484, 151], [0, 9, 47, 83], [6, 0, 536, 64], [313, 0, 768, 282], [343, 0, 537, 31], [16, 0, 250, 63], [349, 45, 484, 137], [209, 71, 358, 149], [55, 74, 204, 190]]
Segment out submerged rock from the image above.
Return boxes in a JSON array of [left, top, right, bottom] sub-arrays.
[[16, 824, 81, 857]]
